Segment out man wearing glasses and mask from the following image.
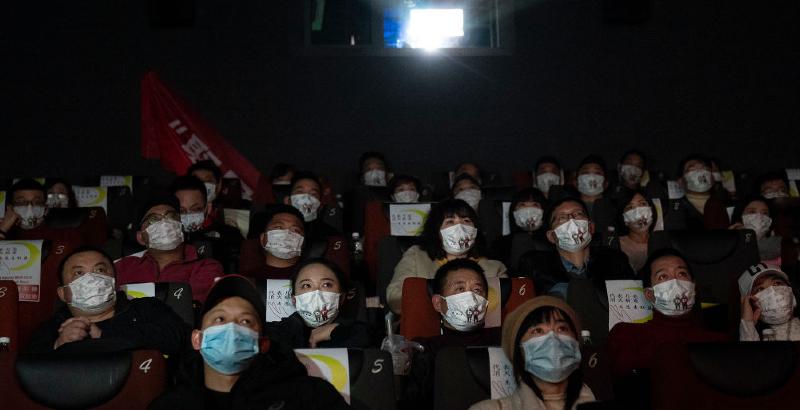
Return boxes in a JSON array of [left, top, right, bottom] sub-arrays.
[[115, 195, 223, 302]]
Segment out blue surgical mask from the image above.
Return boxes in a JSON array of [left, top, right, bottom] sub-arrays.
[[199, 322, 260, 375], [521, 331, 582, 383]]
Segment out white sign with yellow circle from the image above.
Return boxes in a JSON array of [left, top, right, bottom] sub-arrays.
[[0, 240, 44, 302]]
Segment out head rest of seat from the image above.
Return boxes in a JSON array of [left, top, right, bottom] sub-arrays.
[[660, 230, 747, 265], [688, 342, 797, 396], [46, 208, 87, 229], [15, 350, 131, 409]]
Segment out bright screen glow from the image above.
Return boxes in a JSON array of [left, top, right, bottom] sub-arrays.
[[406, 9, 464, 50]]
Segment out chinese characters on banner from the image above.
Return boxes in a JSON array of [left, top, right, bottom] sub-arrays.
[[606, 280, 653, 330], [140, 71, 271, 203], [389, 203, 431, 236], [266, 279, 296, 322], [0, 240, 44, 302]]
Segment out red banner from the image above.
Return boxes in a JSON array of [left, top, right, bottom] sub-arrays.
[[140, 71, 272, 203]]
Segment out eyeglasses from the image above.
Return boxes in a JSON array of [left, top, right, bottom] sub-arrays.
[[552, 210, 588, 225], [141, 211, 181, 226]]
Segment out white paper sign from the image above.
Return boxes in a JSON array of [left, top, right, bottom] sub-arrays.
[[389, 203, 431, 236], [667, 181, 684, 200], [501, 202, 511, 236], [786, 168, 800, 181], [489, 347, 517, 399], [74, 186, 108, 211], [223, 208, 250, 238], [606, 280, 652, 330], [726, 206, 735, 221], [0, 240, 44, 302], [266, 279, 296, 322], [295, 348, 351, 404], [100, 175, 134, 193], [789, 181, 800, 198], [721, 170, 736, 194], [0, 191, 5, 219], [485, 277, 502, 328], [651, 198, 664, 232], [121, 283, 156, 299]]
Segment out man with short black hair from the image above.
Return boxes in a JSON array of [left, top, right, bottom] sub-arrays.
[[240, 204, 307, 279], [664, 154, 730, 231], [25, 246, 187, 354], [115, 195, 223, 302]]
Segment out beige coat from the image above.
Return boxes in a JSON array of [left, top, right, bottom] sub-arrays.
[[469, 383, 595, 410], [386, 245, 507, 313]]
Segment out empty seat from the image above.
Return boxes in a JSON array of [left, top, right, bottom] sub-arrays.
[[5, 349, 166, 409], [400, 277, 534, 340], [650, 342, 800, 409]]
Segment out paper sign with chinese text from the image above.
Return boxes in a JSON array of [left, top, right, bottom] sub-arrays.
[[389, 203, 431, 236], [0, 240, 43, 302], [606, 280, 652, 330], [266, 279, 296, 322]]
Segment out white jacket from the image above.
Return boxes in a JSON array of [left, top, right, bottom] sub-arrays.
[[740, 317, 800, 341]]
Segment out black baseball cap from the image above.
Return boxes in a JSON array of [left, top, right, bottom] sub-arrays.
[[200, 275, 265, 326]]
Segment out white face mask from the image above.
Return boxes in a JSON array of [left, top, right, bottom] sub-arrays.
[[47, 193, 69, 208], [623, 206, 653, 232], [553, 219, 592, 253], [513, 206, 544, 232], [204, 183, 217, 203], [392, 190, 419, 203], [363, 169, 387, 187], [619, 164, 643, 186], [273, 180, 291, 186], [14, 205, 46, 230], [264, 229, 304, 259], [145, 219, 184, 251], [441, 291, 488, 332], [763, 191, 789, 200], [651, 279, 695, 316], [455, 189, 481, 210], [65, 272, 116, 314], [536, 172, 561, 195], [180, 212, 206, 232], [577, 174, 605, 196], [685, 169, 713, 193], [440, 223, 478, 256], [756, 285, 796, 325], [290, 194, 321, 222], [293, 290, 340, 328], [742, 213, 772, 239]]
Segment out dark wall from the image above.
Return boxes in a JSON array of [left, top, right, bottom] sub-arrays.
[[3, 0, 798, 189]]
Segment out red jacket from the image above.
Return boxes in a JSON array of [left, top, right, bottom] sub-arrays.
[[114, 245, 223, 302], [608, 310, 728, 378]]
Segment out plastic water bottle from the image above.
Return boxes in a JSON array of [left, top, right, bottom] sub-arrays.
[[352, 232, 364, 262], [0, 337, 10, 352], [581, 330, 593, 347]]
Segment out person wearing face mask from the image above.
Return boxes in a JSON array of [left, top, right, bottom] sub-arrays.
[[188, 160, 226, 224], [282, 171, 350, 276], [403, 259, 501, 409], [470, 297, 595, 410], [344, 152, 392, 234], [265, 259, 370, 349], [25, 246, 187, 354], [44, 178, 78, 209], [739, 263, 800, 341], [389, 174, 423, 203], [387, 199, 507, 314], [664, 154, 731, 231], [608, 191, 657, 272], [491, 188, 552, 268], [754, 171, 798, 240], [150, 275, 350, 410], [729, 196, 795, 267], [518, 197, 634, 299], [611, 150, 667, 204], [171, 175, 244, 273], [240, 205, 308, 280], [567, 155, 617, 240], [534, 156, 563, 199], [452, 173, 483, 211], [608, 248, 727, 380], [114, 195, 223, 302]]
